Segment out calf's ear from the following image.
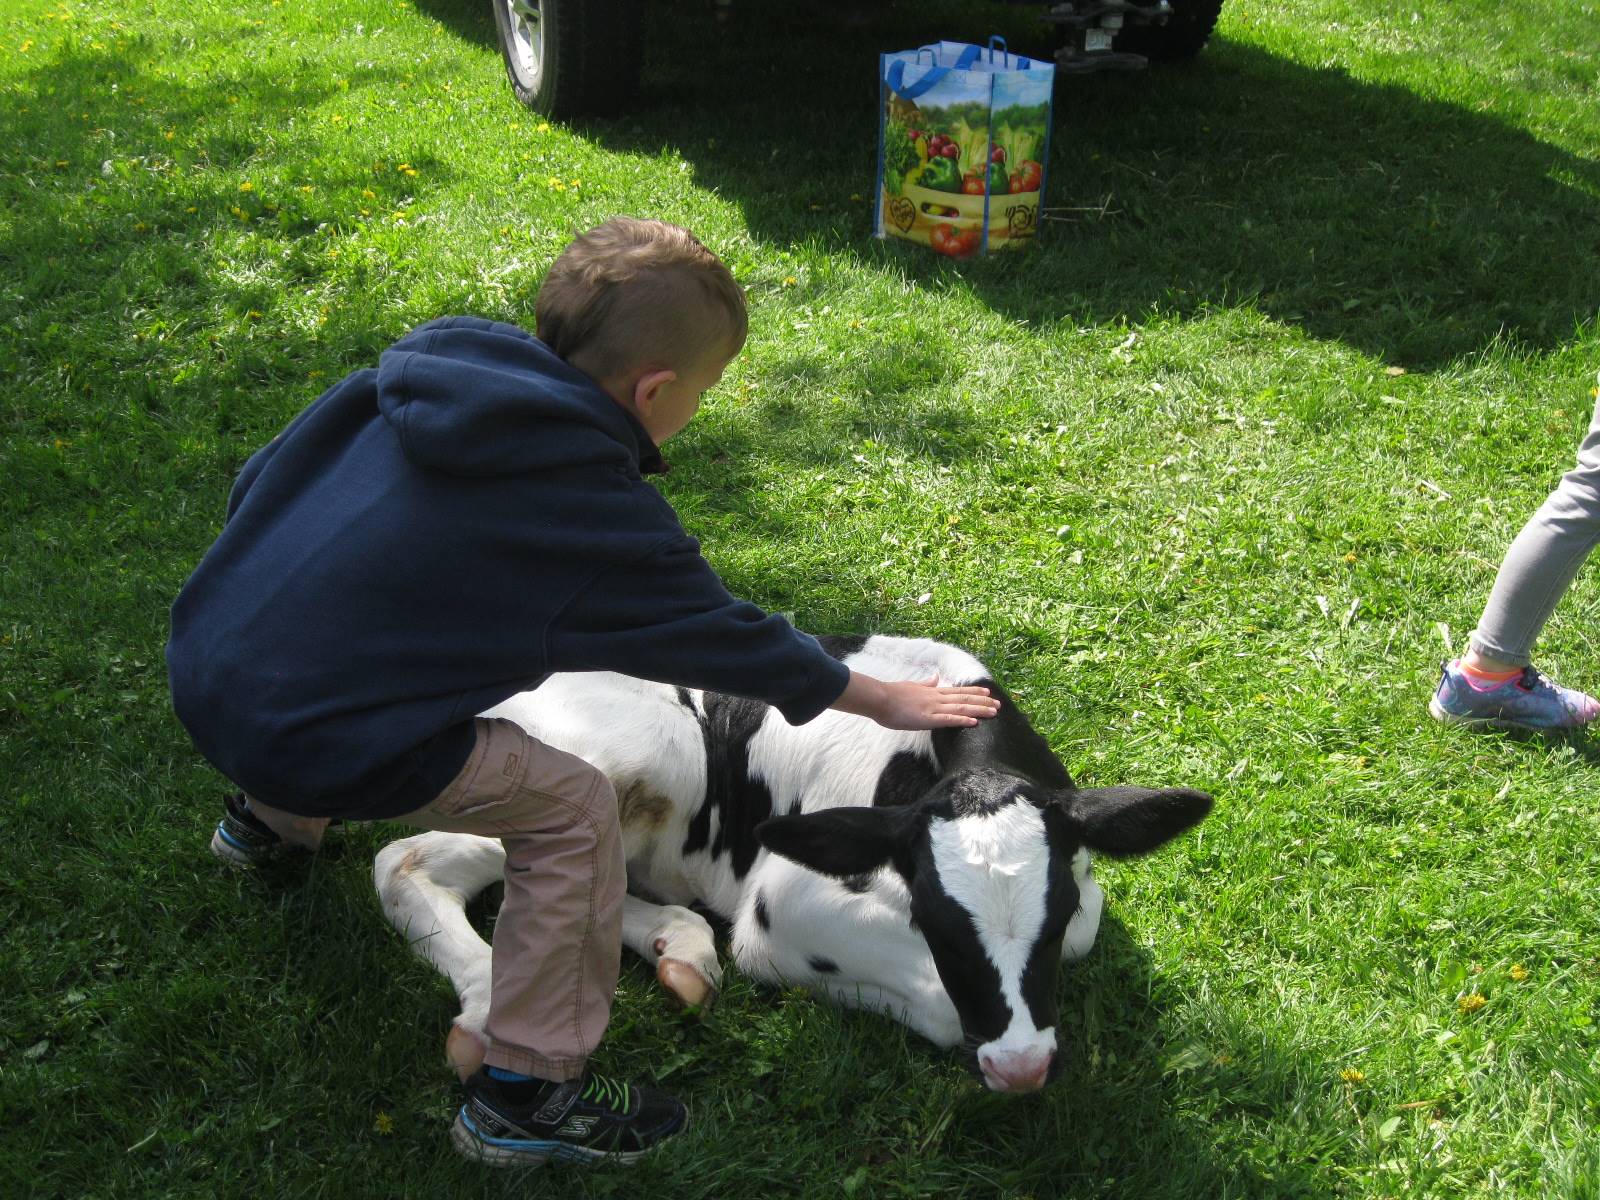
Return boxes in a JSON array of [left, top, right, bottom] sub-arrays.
[[756, 807, 913, 879], [1057, 787, 1212, 858]]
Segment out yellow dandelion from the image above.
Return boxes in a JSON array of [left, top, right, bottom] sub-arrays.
[[1458, 993, 1486, 1014], [133, 222, 147, 232], [401, 167, 417, 176], [247, 310, 263, 320], [1340, 1068, 1365, 1084], [164, 129, 175, 140], [360, 207, 370, 216], [1509, 964, 1528, 982], [362, 188, 375, 199], [308, 370, 324, 379], [808, 203, 822, 210], [21, 39, 34, 52], [570, 178, 581, 187], [373, 1112, 395, 1135], [185, 206, 197, 213], [298, 185, 314, 193], [392, 209, 407, 220], [782, 276, 797, 287], [1342, 551, 1357, 563], [537, 122, 550, 133]]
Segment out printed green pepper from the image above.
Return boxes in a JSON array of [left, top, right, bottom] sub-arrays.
[[920, 156, 962, 193]]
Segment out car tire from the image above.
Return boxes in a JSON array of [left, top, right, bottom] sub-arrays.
[[490, 0, 642, 118], [1115, 0, 1225, 61]]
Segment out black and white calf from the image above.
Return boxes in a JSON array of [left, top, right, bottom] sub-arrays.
[[375, 635, 1211, 1093]]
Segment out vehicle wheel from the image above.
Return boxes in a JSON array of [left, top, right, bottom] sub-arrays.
[[1115, 0, 1225, 61], [490, 0, 642, 119]]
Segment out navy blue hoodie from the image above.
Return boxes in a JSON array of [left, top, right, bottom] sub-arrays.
[[167, 317, 851, 818]]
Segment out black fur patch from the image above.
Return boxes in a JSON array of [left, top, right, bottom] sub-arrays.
[[754, 893, 771, 931], [930, 679, 1072, 791], [815, 634, 871, 660], [808, 955, 839, 975], [872, 749, 940, 810], [840, 873, 873, 894], [682, 692, 775, 881]]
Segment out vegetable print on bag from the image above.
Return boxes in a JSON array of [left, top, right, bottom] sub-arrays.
[[876, 39, 1055, 257]]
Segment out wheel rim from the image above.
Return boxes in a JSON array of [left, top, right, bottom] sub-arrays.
[[503, 0, 543, 86]]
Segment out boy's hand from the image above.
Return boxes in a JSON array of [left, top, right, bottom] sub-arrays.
[[831, 671, 1001, 731]]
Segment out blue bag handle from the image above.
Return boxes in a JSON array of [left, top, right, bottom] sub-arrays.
[[986, 36, 1030, 69], [885, 43, 981, 100]]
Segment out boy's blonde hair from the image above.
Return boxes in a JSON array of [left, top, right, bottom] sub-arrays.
[[537, 217, 747, 384]]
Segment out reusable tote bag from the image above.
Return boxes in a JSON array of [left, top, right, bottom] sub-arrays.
[[876, 39, 1055, 257]]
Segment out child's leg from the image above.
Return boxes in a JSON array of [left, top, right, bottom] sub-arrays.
[[241, 798, 333, 851], [392, 717, 624, 1083], [1469, 390, 1600, 667]]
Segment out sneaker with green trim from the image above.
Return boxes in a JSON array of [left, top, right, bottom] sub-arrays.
[[453, 1067, 688, 1167]]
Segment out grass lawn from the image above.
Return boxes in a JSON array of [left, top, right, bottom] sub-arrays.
[[3, 0, 1600, 1195]]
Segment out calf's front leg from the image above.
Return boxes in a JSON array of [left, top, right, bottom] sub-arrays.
[[622, 894, 722, 1009]]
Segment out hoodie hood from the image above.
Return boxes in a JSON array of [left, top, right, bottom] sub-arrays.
[[375, 316, 664, 477]]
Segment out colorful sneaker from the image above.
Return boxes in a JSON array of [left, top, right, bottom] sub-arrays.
[[209, 791, 303, 867], [453, 1068, 688, 1167], [1429, 660, 1600, 731]]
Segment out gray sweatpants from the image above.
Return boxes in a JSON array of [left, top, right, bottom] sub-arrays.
[[1470, 386, 1600, 666]]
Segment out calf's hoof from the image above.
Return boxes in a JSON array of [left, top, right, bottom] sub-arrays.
[[446, 1023, 487, 1082], [657, 956, 718, 1011]]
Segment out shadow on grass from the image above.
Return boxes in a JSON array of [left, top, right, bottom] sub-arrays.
[[423, 0, 1600, 370], [418, 868, 1339, 1197]]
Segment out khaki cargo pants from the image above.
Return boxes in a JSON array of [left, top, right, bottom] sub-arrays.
[[251, 717, 624, 1082]]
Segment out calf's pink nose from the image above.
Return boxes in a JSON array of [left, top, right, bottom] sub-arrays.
[[979, 1048, 1053, 1093]]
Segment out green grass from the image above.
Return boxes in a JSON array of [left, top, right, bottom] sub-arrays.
[[3, 0, 1600, 1195]]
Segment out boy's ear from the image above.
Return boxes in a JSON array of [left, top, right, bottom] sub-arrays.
[[630, 367, 677, 417]]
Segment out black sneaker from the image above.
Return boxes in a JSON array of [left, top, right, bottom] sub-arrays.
[[209, 791, 301, 867], [453, 1068, 688, 1167]]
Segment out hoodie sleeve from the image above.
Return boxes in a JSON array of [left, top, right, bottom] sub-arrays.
[[545, 535, 851, 725]]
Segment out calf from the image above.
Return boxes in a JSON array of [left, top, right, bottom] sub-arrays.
[[375, 634, 1211, 1093]]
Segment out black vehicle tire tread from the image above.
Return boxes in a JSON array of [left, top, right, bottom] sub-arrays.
[[1115, 0, 1225, 62]]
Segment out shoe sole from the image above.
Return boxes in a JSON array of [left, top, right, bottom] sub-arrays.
[[449, 1109, 683, 1168], [1428, 696, 1577, 732], [210, 824, 268, 868]]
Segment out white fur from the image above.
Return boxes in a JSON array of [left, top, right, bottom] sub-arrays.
[[929, 805, 1057, 1078]]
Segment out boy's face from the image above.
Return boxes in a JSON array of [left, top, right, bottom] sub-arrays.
[[637, 350, 731, 444]]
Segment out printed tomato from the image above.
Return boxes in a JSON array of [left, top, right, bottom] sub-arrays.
[[931, 223, 979, 258], [961, 175, 986, 196]]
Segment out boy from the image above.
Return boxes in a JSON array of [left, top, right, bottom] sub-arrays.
[[166, 217, 998, 1167]]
